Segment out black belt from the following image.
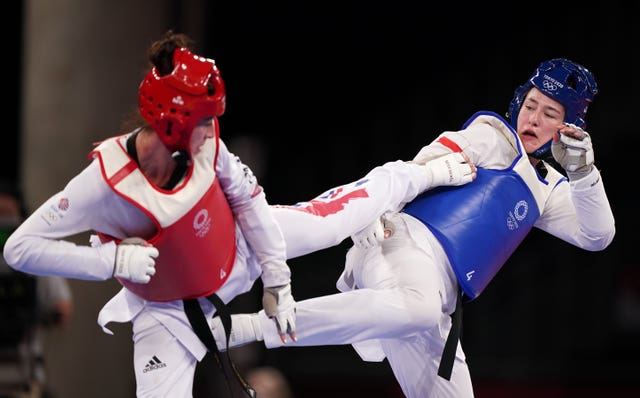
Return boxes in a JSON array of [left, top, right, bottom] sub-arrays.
[[183, 294, 256, 398], [437, 286, 463, 381]]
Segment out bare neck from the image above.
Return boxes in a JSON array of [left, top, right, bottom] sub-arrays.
[[135, 129, 177, 188]]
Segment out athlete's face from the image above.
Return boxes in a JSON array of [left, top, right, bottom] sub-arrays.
[[517, 87, 566, 155], [190, 117, 215, 154]]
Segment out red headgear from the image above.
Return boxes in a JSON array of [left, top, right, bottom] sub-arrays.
[[138, 48, 226, 152]]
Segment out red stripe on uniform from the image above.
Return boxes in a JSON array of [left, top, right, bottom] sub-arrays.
[[110, 160, 138, 186], [437, 136, 462, 152]]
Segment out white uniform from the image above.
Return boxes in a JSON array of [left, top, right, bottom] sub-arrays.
[[3, 134, 287, 397], [262, 113, 616, 398]]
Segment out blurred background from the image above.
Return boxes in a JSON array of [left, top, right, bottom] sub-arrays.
[[3, 0, 638, 397]]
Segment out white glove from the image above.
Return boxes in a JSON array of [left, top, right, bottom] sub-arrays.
[[351, 217, 395, 249], [113, 237, 159, 283], [262, 283, 296, 343], [551, 123, 594, 180], [424, 152, 476, 189]]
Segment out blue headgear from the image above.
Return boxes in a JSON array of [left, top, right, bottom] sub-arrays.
[[506, 58, 598, 158]]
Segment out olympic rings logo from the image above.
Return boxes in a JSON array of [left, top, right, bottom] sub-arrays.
[[506, 200, 529, 230], [193, 208, 211, 238], [542, 80, 558, 91]]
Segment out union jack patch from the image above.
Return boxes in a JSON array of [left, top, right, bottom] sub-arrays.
[[58, 198, 69, 211]]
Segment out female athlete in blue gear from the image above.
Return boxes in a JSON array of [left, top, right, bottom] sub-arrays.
[[214, 58, 615, 398]]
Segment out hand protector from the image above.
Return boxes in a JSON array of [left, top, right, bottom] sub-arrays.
[[551, 123, 594, 180], [351, 218, 384, 249], [424, 152, 476, 189], [351, 217, 395, 250], [113, 237, 159, 283], [262, 283, 296, 343]]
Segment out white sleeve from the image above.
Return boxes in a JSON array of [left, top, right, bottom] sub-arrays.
[[216, 140, 291, 287], [3, 161, 117, 281], [536, 167, 615, 251], [413, 123, 515, 170], [271, 160, 430, 259]]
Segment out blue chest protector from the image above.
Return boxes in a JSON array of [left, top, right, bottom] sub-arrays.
[[403, 168, 539, 300], [402, 111, 543, 300]]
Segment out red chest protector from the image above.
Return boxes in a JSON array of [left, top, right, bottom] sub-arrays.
[[90, 134, 236, 302]]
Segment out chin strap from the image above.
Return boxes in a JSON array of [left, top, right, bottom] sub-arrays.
[[529, 139, 552, 160], [527, 140, 553, 160]]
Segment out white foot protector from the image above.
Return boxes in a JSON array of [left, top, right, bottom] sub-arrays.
[[210, 313, 264, 351]]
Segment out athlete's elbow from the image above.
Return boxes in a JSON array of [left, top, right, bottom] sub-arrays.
[[582, 228, 616, 251], [2, 233, 25, 271]]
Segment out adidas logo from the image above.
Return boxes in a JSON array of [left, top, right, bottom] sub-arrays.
[[143, 356, 167, 373]]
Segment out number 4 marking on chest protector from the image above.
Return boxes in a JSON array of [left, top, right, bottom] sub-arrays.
[[466, 270, 475, 281]]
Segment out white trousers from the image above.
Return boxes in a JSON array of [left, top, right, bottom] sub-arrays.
[[131, 310, 198, 397], [259, 212, 475, 398]]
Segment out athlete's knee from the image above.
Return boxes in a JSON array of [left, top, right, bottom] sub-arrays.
[[403, 289, 442, 329]]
